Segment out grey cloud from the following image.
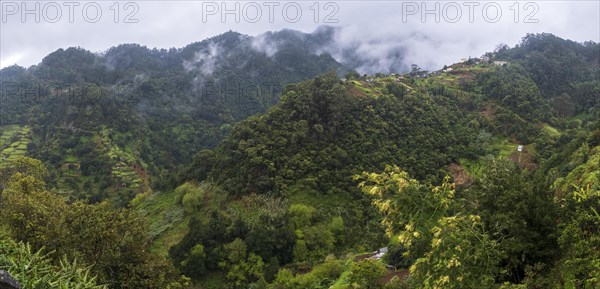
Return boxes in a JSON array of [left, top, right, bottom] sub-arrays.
[[1, 1, 598, 74], [251, 34, 280, 57], [183, 41, 223, 76]]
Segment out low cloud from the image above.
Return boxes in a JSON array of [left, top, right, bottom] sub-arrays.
[[251, 34, 280, 57], [2, 1, 598, 75], [183, 41, 223, 76]]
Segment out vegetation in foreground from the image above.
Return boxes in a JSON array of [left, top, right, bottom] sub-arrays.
[[0, 32, 598, 288]]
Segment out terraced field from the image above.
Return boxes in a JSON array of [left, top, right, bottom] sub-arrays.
[[0, 125, 31, 165]]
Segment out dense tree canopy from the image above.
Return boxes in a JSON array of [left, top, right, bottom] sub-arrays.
[[0, 32, 598, 289]]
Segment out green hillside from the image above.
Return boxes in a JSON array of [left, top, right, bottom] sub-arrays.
[[0, 32, 598, 289]]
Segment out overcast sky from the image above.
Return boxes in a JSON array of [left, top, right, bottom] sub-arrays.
[[1, 0, 599, 71]]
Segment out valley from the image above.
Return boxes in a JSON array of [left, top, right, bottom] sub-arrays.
[[0, 31, 598, 289]]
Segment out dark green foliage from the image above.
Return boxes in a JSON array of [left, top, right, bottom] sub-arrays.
[[557, 193, 600, 289], [245, 215, 296, 265], [571, 81, 600, 114], [174, 72, 475, 281], [1, 31, 599, 288], [468, 160, 559, 283], [0, 158, 188, 289], [0, 30, 343, 205], [385, 82, 407, 98], [170, 209, 296, 281], [479, 64, 547, 119], [383, 244, 411, 269], [208, 72, 463, 197], [497, 33, 600, 98], [33, 47, 112, 84]]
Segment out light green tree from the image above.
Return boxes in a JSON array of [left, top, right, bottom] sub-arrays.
[[348, 259, 388, 289], [410, 215, 500, 289], [356, 165, 455, 260]]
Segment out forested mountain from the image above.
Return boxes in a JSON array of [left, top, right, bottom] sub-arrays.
[[0, 29, 344, 205], [0, 32, 598, 289]]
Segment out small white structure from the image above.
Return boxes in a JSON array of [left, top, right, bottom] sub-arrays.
[[517, 145, 523, 152], [370, 247, 389, 260], [494, 61, 509, 66]]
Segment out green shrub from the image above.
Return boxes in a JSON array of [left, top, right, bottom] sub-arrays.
[[0, 237, 102, 289]]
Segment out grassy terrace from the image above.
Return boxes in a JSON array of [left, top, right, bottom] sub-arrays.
[[0, 125, 31, 165]]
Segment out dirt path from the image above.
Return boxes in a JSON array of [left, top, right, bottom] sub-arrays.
[[508, 146, 536, 170], [448, 163, 473, 186]]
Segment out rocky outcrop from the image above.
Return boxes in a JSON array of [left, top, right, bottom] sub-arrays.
[[0, 270, 20, 289]]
